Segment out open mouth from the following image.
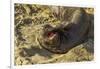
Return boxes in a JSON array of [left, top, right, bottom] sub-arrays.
[[47, 31, 57, 40]]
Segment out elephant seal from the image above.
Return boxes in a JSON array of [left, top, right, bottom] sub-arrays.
[[37, 8, 90, 54]]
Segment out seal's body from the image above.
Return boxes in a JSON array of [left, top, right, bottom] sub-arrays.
[[38, 8, 90, 54]]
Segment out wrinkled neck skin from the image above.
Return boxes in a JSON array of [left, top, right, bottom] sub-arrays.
[[59, 22, 90, 53]]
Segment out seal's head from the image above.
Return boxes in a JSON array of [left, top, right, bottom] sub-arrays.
[[38, 24, 60, 47], [37, 24, 69, 54]]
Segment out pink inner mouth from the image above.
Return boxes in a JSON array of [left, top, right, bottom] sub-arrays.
[[47, 32, 58, 41], [47, 32, 55, 37]]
